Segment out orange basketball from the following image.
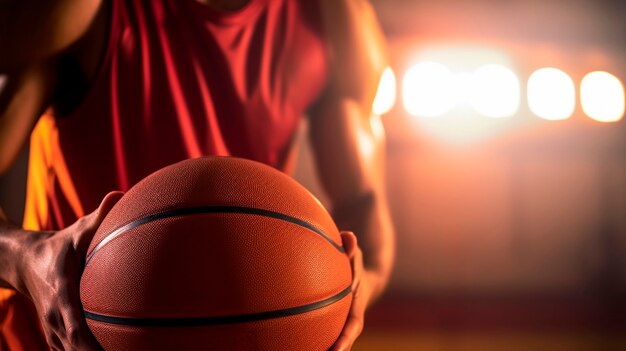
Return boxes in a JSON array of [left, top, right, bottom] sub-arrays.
[[80, 157, 352, 351]]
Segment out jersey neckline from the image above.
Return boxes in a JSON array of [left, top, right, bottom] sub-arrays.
[[183, 0, 266, 25]]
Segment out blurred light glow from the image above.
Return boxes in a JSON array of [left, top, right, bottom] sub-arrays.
[[528, 68, 576, 120], [470, 64, 520, 118], [453, 72, 474, 103], [357, 114, 384, 159], [403, 62, 455, 117], [372, 67, 397, 115], [580, 71, 625, 123]]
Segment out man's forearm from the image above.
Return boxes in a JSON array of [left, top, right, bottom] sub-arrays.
[[332, 190, 395, 303]]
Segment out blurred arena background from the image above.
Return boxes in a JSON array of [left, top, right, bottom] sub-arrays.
[[296, 0, 626, 349]]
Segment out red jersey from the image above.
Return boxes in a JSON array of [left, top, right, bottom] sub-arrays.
[[1, 0, 329, 349], [24, 0, 329, 232]]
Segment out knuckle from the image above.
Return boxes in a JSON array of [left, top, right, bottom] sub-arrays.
[[55, 289, 71, 305], [75, 213, 99, 231], [67, 325, 82, 346], [76, 216, 93, 231], [43, 310, 59, 327], [355, 248, 363, 261], [73, 216, 87, 228], [354, 319, 364, 334], [46, 333, 62, 349]]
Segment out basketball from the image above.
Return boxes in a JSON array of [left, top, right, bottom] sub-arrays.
[[80, 157, 352, 350]]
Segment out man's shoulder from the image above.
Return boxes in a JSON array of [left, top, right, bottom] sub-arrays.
[[316, 0, 388, 106], [0, 0, 105, 70]]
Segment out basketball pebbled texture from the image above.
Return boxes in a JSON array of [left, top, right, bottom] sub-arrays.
[[80, 157, 352, 350]]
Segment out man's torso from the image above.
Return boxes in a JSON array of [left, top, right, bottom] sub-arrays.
[[25, 0, 329, 231]]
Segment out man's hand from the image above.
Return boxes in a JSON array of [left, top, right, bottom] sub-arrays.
[[330, 231, 369, 351], [17, 191, 123, 351]]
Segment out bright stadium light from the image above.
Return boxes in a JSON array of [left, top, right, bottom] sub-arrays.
[[527, 68, 576, 121], [580, 71, 625, 123], [453, 72, 474, 103], [402, 61, 455, 117], [470, 64, 520, 118], [372, 67, 397, 116]]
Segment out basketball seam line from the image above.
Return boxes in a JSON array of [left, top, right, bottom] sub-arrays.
[[84, 205, 345, 266], [83, 285, 352, 326]]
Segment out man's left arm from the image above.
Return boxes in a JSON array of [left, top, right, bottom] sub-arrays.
[[308, 1, 395, 349]]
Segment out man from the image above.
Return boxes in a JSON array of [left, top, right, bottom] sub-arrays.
[[0, 0, 395, 349]]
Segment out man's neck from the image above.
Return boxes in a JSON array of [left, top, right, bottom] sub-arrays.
[[195, 0, 250, 11]]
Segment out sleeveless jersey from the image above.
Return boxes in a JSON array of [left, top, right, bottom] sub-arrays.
[[24, 0, 329, 232]]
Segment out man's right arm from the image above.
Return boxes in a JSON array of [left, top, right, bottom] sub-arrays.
[[0, 64, 56, 173], [0, 0, 105, 173], [0, 1, 108, 349], [0, 0, 105, 71]]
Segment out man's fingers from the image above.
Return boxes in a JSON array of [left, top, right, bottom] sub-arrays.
[[63, 308, 101, 351], [340, 231, 363, 291], [94, 191, 124, 223], [351, 249, 364, 291], [82, 191, 125, 228], [330, 285, 367, 351], [62, 237, 103, 350], [343, 315, 364, 342], [340, 231, 358, 258], [53, 271, 101, 351], [73, 191, 124, 253], [41, 307, 66, 350], [330, 316, 364, 351], [47, 332, 64, 351], [330, 335, 351, 351], [61, 282, 102, 350]]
